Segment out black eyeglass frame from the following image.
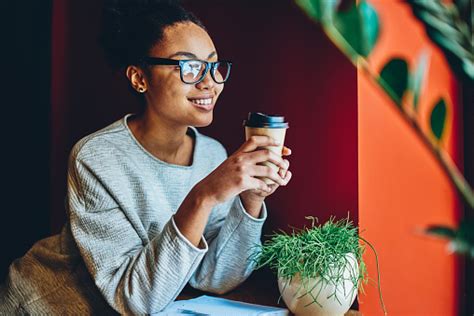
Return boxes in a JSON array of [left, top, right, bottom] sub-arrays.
[[142, 57, 232, 84]]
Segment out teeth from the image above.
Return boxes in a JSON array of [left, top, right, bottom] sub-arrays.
[[191, 98, 212, 105]]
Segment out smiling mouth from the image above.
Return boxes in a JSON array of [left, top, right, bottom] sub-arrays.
[[188, 97, 215, 111], [188, 98, 213, 106]]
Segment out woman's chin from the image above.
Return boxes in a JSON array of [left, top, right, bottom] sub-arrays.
[[193, 113, 213, 127]]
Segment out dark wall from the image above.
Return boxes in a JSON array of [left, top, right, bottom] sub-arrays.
[[1, 1, 52, 279], [185, 0, 358, 232], [50, 0, 140, 233], [50, 0, 358, 235]]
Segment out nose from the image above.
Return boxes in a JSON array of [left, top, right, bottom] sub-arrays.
[[195, 68, 215, 90]]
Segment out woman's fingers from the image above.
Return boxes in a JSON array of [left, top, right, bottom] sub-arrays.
[[238, 135, 280, 153], [251, 165, 288, 186], [246, 149, 287, 170], [246, 168, 292, 195], [281, 168, 291, 185], [282, 146, 292, 156], [248, 176, 272, 192], [279, 159, 289, 177]]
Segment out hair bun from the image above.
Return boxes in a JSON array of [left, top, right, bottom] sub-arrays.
[[102, 0, 181, 17], [99, 0, 203, 69]]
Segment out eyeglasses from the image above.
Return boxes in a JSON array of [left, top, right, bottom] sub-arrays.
[[142, 57, 232, 84]]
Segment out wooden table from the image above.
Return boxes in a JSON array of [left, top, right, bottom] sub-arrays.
[[177, 268, 361, 315]]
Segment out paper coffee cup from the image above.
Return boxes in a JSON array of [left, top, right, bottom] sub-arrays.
[[243, 112, 289, 185]]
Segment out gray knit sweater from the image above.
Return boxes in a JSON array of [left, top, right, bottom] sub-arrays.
[[0, 114, 267, 315]]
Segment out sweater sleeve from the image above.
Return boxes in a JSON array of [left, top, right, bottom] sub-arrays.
[[188, 196, 267, 294], [67, 157, 208, 315], [188, 142, 268, 294]]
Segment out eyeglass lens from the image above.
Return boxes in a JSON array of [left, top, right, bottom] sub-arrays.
[[181, 61, 204, 83], [213, 62, 230, 83], [181, 61, 230, 84]]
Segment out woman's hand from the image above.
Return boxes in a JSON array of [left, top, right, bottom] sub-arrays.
[[194, 136, 292, 210], [239, 146, 292, 216]]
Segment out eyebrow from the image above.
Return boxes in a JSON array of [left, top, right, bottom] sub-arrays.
[[168, 51, 217, 60]]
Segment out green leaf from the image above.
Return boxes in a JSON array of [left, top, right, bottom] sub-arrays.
[[452, 219, 474, 258], [295, 0, 322, 21], [425, 221, 474, 258], [457, 218, 474, 243], [448, 239, 472, 256], [412, 0, 448, 16], [333, 0, 379, 57], [428, 28, 471, 59], [430, 98, 447, 141], [359, 0, 379, 55], [462, 60, 474, 79], [295, 0, 339, 22], [379, 58, 409, 105], [417, 10, 463, 42], [425, 225, 456, 239], [407, 0, 474, 82], [409, 50, 430, 110]]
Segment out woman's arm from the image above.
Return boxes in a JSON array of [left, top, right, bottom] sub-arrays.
[[68, 157, 209, 315], [188, 195, 267, 294], [184, 139, 291, 294], [173, 187, 214, 247], [173, 135, 289, 246]]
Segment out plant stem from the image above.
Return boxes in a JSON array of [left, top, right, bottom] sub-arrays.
[[322, 21, 474, 210], [359, 237, 387, 315]]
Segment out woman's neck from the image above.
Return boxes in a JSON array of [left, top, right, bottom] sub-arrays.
[[128, 112, 194, 166]]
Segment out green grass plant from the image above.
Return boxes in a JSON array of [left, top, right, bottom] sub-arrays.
[[252, 216, 386, 314]]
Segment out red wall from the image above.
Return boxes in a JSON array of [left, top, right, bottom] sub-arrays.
[[51, 0, 358, 233], [186, 0, 359, 231]]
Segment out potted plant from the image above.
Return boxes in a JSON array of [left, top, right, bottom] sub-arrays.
[[252, 216, 386, 316]]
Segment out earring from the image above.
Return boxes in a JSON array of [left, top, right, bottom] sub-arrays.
[[138, 87, 146, 93]]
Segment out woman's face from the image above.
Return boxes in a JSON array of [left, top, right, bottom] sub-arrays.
[[141, 22, 224, 128]]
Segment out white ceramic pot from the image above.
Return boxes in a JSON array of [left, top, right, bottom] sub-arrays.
[[277, 253, 359, 316]]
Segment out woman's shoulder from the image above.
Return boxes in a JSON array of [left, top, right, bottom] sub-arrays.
[[191, 127, 228, 160], [69, 116, 130, 162]]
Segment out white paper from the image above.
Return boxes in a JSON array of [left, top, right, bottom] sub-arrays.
[[152, 295, 289, 316]]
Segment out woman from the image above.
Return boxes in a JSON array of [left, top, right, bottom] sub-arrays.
[[0, 1, 292, 314]]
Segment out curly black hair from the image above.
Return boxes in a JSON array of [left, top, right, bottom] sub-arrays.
[[99, 0, 205, 70]]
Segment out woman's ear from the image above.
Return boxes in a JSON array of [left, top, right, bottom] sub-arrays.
[[126, 66, 147, 93]]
